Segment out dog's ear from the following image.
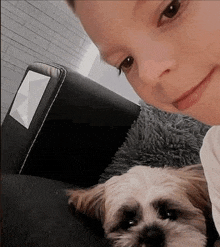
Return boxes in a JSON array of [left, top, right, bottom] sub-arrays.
[[66, 184, 105, 221], [177, 164, 219, 245], [175, 164, 210, 210]]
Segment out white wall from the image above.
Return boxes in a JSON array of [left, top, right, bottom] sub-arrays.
[[1, 0, 92, 123]]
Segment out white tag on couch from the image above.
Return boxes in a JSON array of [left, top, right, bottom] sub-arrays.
[[10, 71, 50, 129]]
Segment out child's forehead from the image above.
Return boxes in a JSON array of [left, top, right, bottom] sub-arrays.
[[74, 1, 158, 46], [75, 1, 162, 22], [75, 1, 161, 15]]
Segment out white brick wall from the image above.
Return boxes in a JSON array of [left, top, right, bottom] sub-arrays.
[[1, 0, 92, 123]]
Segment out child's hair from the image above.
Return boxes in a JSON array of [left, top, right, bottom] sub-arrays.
[[66, 0, 75, 12]]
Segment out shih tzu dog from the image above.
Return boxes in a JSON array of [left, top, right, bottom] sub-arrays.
[[67, 164, 219, 247]]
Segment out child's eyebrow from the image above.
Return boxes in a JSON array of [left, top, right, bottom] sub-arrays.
[[133, 0, 148, 16], [100, 46, 124, 64], [99, 0, 151, 63]]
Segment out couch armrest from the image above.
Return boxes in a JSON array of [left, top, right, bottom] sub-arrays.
[[2, 62, 140, 185], [2, 63, 67, 174]]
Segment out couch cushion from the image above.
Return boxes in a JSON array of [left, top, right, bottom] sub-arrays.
[[2, 175, 110, 247]]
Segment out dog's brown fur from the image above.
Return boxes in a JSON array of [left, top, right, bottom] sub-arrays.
[[67, 164, 218, 247]]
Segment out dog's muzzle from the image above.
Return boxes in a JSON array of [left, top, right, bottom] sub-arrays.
[[139, 224, 165, 247]]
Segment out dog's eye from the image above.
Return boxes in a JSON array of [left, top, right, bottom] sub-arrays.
[[117, 207, 141, 231], [121, 219, 137, 230], [159, 208, 178, 221]]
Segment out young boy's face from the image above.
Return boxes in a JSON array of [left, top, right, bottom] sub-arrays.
[[75, 1, 220, 125]]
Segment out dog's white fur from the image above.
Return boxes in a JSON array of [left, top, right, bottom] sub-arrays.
[[67, 164, 217, 247]]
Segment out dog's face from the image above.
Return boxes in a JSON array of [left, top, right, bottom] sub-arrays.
[[67, 165, 215, 247]]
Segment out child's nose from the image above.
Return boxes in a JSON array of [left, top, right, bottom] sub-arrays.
[[137, 41, 176, 85], [138, 59, 175, 83]]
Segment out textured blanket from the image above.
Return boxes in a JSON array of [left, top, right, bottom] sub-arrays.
[[99, 101, 210, 183]]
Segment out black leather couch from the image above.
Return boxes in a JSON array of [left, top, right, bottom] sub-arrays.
[[2, 62, 140, 247]]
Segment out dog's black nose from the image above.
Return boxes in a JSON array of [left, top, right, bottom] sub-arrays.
[[139, 225, 165, 247]]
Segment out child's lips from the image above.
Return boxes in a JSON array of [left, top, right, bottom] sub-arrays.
[[172, 68, 216, 111]]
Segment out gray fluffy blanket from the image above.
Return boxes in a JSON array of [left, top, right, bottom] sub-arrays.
[[99, 101, 210, 183]]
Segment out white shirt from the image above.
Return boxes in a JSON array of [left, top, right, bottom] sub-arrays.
[[200, 126, 220, 235]]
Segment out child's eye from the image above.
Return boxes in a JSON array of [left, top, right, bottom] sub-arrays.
[[158, 0, 182, 26], [118, 56, 134, 76]]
